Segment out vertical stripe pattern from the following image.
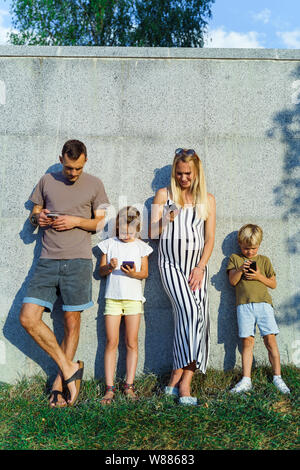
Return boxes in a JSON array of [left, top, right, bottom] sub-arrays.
[[158, 197, 210, 373]]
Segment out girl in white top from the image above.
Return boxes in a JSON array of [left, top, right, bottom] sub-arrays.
[[98, 206, 153, 404]]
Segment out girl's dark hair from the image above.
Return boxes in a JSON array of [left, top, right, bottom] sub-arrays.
[[116, 206, 141, 238], [61, 140, 87, 160]]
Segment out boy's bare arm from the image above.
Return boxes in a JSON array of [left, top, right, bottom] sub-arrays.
[[228, 259, 251, 286], [259, 274, 277, 289], [228, 267, 243, 286], [245, 268, 277, 289]]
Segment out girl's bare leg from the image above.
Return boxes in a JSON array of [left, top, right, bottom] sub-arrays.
[[124, 314, 141, 398], [102, 315, 122, 402]]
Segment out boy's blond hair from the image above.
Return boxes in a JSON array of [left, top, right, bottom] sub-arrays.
[[238, 224, 263, 246]]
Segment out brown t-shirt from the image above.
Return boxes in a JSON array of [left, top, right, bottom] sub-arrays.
[[30, 171, 109, 259]]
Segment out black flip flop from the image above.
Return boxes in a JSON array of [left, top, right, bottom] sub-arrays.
[[65, 360, 84, 406], [49, 390, 67, 408]]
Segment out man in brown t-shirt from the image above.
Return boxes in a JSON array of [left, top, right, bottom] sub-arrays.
[[20, 140, 109, 407]]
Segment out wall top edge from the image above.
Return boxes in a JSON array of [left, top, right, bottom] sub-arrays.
[[1, 45, 300, 60]]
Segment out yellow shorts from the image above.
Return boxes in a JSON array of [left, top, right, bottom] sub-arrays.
[[104, 299, 143, 316]]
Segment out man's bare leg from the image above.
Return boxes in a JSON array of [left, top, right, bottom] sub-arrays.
[[50, 311, 81, 407], [20, 303, 81, 404]]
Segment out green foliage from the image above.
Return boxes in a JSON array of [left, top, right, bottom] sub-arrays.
[[133, 0, 214, 47], [8, 0, 215, 47], [9, 0, 133, 45]]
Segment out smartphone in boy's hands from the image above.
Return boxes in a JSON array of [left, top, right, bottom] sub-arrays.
[[249, 261, 257, 271]]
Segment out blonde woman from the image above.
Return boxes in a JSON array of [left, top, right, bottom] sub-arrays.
[[150, 149, 216, 405]]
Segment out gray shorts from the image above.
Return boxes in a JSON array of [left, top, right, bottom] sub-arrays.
[[237, 302, 279, 338], [23, 258, 93, 312]]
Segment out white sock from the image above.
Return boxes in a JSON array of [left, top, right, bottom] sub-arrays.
[[273, 375, 281, 380]]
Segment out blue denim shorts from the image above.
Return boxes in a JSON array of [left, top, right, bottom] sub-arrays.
[[237, 302, 279, 338], [23, 258, 93, 312]]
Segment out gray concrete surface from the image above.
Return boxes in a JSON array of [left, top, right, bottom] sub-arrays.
[[0, 46, 299, 384]]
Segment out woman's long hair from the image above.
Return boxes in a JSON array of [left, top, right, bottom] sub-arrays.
[[170, 150, 210, 220]]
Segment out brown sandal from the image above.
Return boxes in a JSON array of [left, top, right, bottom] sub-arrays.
[[123, 383, 138, 400], [101, 385, 115, 405]]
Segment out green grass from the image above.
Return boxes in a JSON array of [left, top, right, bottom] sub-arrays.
[[0, 365, 299, 450]]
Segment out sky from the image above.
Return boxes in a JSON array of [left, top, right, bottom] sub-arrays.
[[0, 0, 300, 48]]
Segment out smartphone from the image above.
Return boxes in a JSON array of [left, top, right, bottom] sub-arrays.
[[122, 261, 134, 269], [249, 261, 257, 271], [47, 213, 60, 219], [168, 204, 178, 213]]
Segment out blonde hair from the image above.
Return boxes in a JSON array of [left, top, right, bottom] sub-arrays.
[[116, 206, 141, 238], [170, 150, 210, 220], [238, 224, 263, 246]]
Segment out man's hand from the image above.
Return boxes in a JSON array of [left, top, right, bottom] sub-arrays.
[[37, 209, 53, 228], [51, 215, 80, 231]]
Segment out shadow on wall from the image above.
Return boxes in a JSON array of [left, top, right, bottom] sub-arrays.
[[143, 165, 174, 375], [3, 164, 66, 383], [211, 232, 241, 370], [267, 65, 300, 340]]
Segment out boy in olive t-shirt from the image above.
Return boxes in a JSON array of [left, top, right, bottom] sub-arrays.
[[227, 224, 290, 395]]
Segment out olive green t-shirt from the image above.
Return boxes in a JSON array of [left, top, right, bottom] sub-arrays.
[[227, 253, 276, 306]]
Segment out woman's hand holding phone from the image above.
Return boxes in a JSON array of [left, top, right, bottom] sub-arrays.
[[164, 204, 179, 223]]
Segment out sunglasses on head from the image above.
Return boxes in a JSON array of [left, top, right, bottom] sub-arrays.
[[175, 148, 195, 156]]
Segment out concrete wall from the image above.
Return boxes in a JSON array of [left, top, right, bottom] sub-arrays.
[[0, 46, 299, 384]]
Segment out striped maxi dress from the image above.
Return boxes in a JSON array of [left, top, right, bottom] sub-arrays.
[[158, 194, 210, 373]]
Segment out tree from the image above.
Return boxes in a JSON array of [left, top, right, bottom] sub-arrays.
[[9, 0, 215, 47], [133, 0, 214, 47], [9, 0, 134, 46]]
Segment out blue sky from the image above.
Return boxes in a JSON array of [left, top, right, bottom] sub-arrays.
[[0, 0, 300, 48]]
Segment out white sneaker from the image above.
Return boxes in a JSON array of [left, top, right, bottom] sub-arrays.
[[164, 386, 179, 397], [179, 396, 198, 406], [273, 376, 290, 394], [230, 378, 252, 394]]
